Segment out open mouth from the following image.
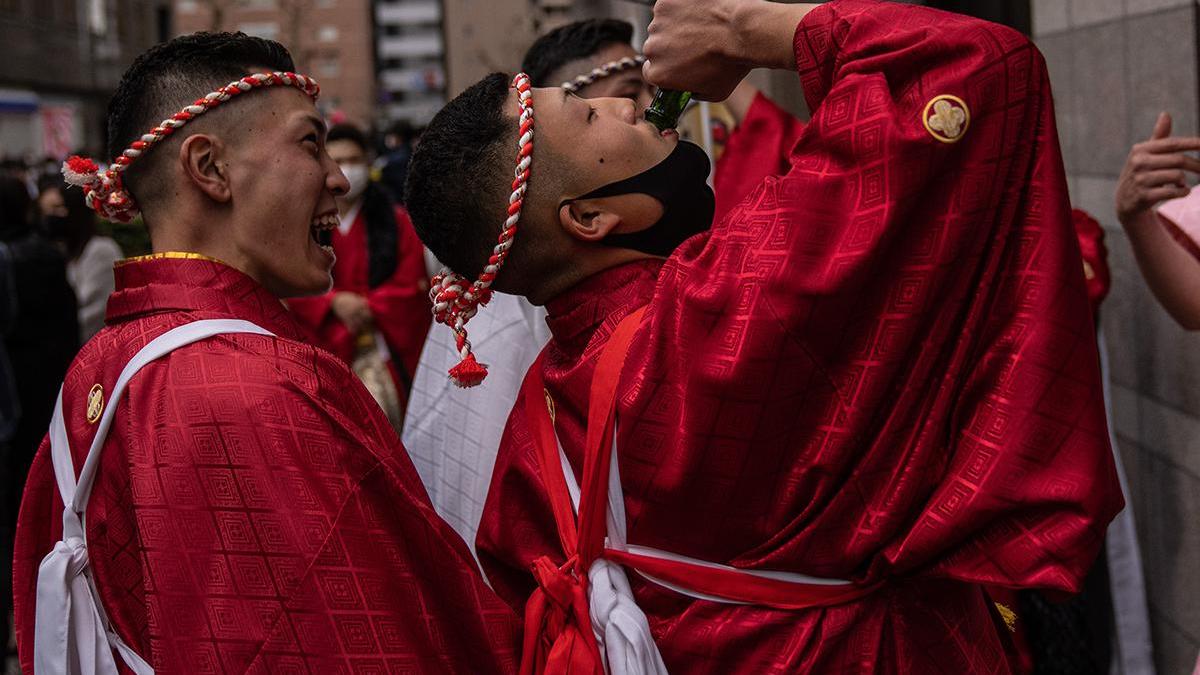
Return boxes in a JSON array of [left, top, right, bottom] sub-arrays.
[[310, 213, 336, 252]]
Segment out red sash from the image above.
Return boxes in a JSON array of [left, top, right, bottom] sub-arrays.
[[518, 306, 877, 675]]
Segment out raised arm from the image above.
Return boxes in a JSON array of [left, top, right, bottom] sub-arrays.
[[625, 1, 1118, 590], [1116, 112, 1200, 330], [642, 0, 818, 102]]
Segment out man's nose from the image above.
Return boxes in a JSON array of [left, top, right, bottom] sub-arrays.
[[610, 97, 638, 125], [329, 164, 350, 196]]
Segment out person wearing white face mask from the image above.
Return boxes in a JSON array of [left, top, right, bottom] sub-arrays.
[[289, 123, 431, 430]]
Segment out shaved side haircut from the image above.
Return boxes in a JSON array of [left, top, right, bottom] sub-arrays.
[[106, 32, 295, 210]]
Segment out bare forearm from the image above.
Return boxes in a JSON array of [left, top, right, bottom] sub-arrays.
[[643, 0, 818, 100], [729, 1, 819, 71], [1124, 210, 1200, 330]]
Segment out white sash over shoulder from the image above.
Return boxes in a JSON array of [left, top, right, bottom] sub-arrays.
[[35, 319, 274, 675]]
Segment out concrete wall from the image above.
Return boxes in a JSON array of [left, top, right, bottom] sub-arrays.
[[1032, 1, 1200, 672]]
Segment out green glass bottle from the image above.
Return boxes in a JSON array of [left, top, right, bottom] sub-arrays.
[[644, 89, 692, 131]]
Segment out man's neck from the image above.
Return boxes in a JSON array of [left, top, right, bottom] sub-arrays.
[[526, 246, 659, 306], [146, 211, 249, 282]]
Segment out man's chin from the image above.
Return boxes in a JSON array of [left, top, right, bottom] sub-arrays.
[[300, 273, 335, 297], [274, 270, 335, 299]]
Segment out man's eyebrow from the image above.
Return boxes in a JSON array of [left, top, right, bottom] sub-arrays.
[[300, 113, 326, 138]]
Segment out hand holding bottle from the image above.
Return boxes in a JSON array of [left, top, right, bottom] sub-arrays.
[[642, 0, 818, 101]]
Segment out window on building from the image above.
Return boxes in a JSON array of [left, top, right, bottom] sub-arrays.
[[318, 56, 340, 78], [316, 24, 338, 42], [237, 21, 279, 40]]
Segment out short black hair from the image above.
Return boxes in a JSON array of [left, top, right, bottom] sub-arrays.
[[405, 73, 512, 278], [327, 123, 369, 153], [0, 176, 32, 240], [522, 19, 634, 87], [106, 31, 295, 205]]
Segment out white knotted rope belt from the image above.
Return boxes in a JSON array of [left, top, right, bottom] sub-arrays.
[[551, 423, 857, 675], [36, 319, 275, 675]]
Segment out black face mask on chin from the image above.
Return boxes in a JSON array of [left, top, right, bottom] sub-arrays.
[[560, 140, 715, 258]]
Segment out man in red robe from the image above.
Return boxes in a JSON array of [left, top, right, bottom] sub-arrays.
[[405, 0, 1123, 671], [288, 123, 431, 426], [13, 32, 518, 673], [405, 17, 804, 548]]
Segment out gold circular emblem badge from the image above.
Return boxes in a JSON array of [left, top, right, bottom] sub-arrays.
[[86, 384, 104, 424], [922, 94, 970, 143]]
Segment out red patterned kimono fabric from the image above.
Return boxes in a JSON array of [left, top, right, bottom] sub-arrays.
[[288, 206, 431, 390], [519, 308, 878, 674], [712, 92, 806, 225], [13, 256, 519, 673], [1071, 208, 1111, 316], [478, 2, 1124, 673]]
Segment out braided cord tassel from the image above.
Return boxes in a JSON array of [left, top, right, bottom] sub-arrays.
[[429, 72, 535, 388], [561, 55, 646, 93], [62, 71, 320, 223]]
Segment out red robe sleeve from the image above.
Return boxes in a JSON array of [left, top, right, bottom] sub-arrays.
[[14, 336, 518, 674], [655, 0, 1121, 588], [712, 92, 805, 223], [479, 0, 1122, 612]]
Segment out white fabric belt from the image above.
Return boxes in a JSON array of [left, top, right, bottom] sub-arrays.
[[36, 319, 274, 675], [553, 425, 852, 675]]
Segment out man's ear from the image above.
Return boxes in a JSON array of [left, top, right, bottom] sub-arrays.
[[178, 134, 231, 203], [558, 198, 624, 242], [558, 193, 665, 242]]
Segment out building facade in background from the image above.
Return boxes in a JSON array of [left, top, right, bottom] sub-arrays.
[[374, 0, 444, 125], [441, 0, 591, 98], [0, 0, 169, 159], [173, 0, 376, 127]]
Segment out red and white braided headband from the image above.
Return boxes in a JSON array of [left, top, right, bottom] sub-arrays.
[[561, 55, 646, 93], [62, 71, 320, 223], [429, 72, 534, 388]]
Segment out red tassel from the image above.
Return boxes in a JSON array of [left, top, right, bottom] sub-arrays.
[[448, 353, 489, 388], [65, 156, 98, 174], [62, 156, 100, 187]]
